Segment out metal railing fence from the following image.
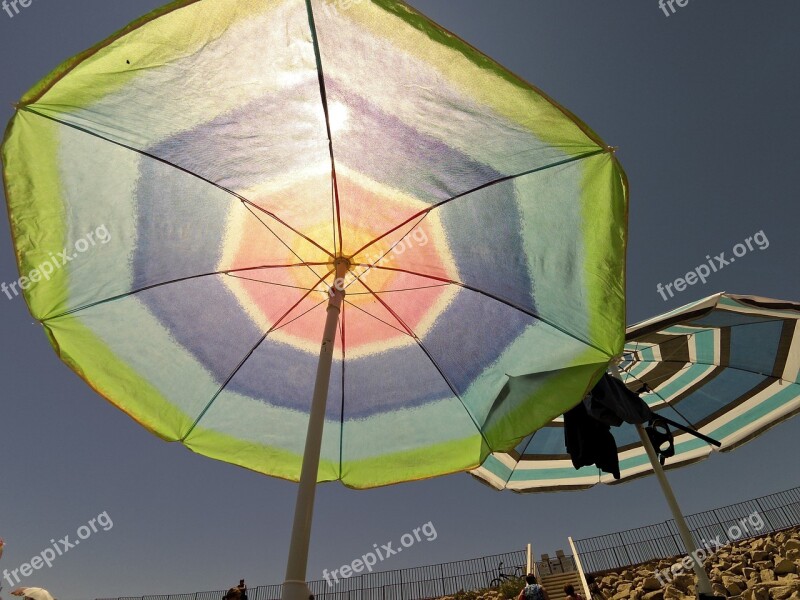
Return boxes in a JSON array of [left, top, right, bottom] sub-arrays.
[[572, 486, 800, 574]]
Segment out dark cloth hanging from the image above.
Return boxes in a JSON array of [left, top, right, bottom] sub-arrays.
[[584, 373, 654, 426], [563, 374, 654, 480], [564, 400, 620, 479]]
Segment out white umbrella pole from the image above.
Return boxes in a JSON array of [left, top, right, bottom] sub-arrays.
[[635, 424, 713, 596], [283, 259, 349, 600], [526, 543, 532, 576]]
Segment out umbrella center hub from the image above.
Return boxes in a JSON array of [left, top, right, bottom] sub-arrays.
[[334, 256, 351, 272]]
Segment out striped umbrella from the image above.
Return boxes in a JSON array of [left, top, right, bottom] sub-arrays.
[[1, 0, 627, 597], [472, 293, 800, 491], [472, 293, 800, 596]]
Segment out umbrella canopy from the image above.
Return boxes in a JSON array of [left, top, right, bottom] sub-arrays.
[[1, 0, 627, 489], [472, 293, 800, 492]]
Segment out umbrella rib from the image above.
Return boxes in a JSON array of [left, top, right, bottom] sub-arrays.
[[619, 361, 698, 430], [346, 283, 451, 295], [304, 0, 344, 256], [180, 269, 334, 442], [353, 264, 606, 355], [18, 106, 335, 260], [350, 148, 606, 259], [242, 203, 328, 282], [225, 273, 329, 295], [622, 339, 708, 425], [342, 299, 410, 336], [241, 200, 334, 260], [41, 262, 329, 322], [345, 213, 430, 292], [271, 297, 330, 333], [358, 278, 495, 451]]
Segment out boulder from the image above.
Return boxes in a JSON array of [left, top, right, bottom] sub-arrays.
[[784, 540, 800, 553], [663, 585, 683, 600], [731, 562, 747, 575], [745, 589, 771, 600], [776, 559, 798, 576], [724, 575, 747, 596], [763, 571, 778, 583], [728, 581, 746, 596], [768, 587, 795, 600], [672, 574, 694, 592], [712, 583, 729, 597], [642, 591, 663, 600], [642, 578, 662, 592], [752, 587, 773, 600], [752, 552, 772, 562], [617, 583, 633, 594]]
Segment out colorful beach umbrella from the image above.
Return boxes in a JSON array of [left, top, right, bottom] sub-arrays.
[[1, 0, 627, 596], [472, 293, 800, 492]]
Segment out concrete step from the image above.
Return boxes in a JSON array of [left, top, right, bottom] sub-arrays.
[[540, 571, 583, 595]]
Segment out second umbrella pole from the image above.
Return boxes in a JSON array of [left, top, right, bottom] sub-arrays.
[[283, 258, 350, 600], [636, 424, 714, 597]]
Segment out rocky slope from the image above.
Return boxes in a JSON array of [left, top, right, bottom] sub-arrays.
[[591, 526, 800, 600]]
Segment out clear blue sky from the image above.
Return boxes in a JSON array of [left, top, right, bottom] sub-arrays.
[[1, 2, 798, 599]]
